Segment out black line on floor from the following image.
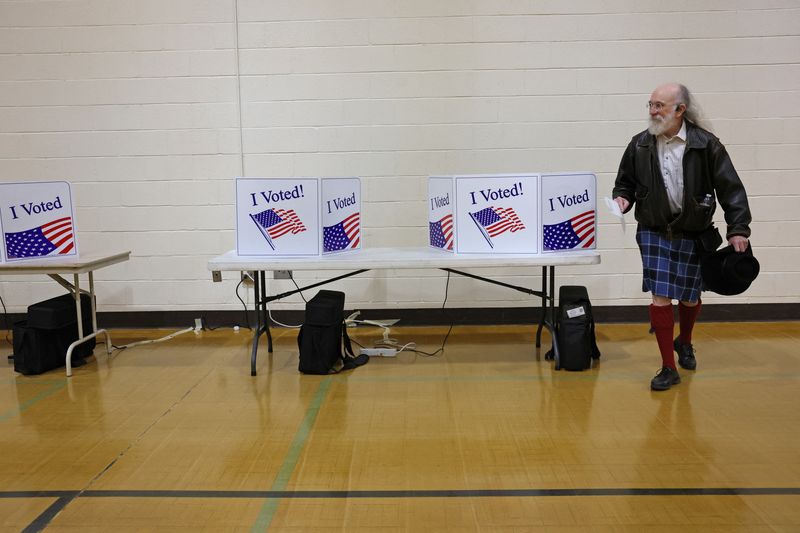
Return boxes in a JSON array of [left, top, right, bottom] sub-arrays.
[[0, 491, 77, 498], [22, 495, 76, 533], [5, 487, 800, 501], [12, 486, 800, 530], [81, 487, 800, 498]]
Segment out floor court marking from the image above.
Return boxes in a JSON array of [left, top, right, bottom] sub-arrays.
[[6, 487, 799, 500], [21, 495, 75, 533], [10, 487, 800, 530], [9, 369, 214, 531], [251, 376, 333, 532], [336, 372, 800, 383], [0, 380, 65, 423], [6, 367, 799, 531]]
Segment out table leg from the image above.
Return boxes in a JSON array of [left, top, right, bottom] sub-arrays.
[[89, 272, 111, 356], [66, 274, 82, 377], [89, 272, 97, 333], [261, 271, 273, 353], [65, 271, 116, 377], [66, 329, 111, 377], [536, 266, 547, 347], [540, 266, 561, 368], [250, 328, 265, 377], [548, 266, 560, 369], [251, 272, 262, 376], [250, 270, 273, 376], [74, 274, 83, 339]]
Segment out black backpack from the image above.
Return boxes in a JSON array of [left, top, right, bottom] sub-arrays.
[[547, 285, 601, 371], [297, 290, 368, 374]]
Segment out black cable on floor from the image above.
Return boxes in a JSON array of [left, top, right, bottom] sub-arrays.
[[0, 293, 11, 347], [200, 278, 253, 331], [409, 271, 453, 357]]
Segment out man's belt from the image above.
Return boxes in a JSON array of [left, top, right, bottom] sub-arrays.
[[645, 225, 701, 240]]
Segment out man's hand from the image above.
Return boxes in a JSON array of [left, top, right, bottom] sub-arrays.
[[614, 197, 630, 213], [729, 235, 749, 253]]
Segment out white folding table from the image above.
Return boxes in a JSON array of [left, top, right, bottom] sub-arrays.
[[208, 247, 600, 375], [0, 251, 130, 376]]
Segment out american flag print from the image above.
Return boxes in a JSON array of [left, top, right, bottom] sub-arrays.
[[429, 214, 454, 250], [250, 208, 306, 250], [323, 212, 360, 252], [4, 216, 75, 259], [543, 209, 595, 250], [470, 206, 525, 236]]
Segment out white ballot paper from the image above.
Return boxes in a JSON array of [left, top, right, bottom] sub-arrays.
[[604, 196, 626, 233]]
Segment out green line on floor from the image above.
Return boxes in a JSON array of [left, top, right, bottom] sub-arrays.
[[251, 376, 333, 532], [0, 380, 66, 423]]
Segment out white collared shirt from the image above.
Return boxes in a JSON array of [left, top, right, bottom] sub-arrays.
[[657, 121, 687, 214]]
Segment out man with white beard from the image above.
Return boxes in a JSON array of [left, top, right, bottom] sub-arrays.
[[612, 83, 752, 391]]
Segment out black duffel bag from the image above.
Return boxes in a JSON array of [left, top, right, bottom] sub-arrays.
[[12, 293, 95, 375]]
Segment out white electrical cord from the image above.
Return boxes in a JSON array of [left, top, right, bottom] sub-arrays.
[[387, 341, 416, 354], [261, 307, 413, 356], [346, 313, 420, 354], [258, 271, 304, 328], [347, 318, 394, 342], [114, 326, 195, 350], [267, 305, 302, 328]]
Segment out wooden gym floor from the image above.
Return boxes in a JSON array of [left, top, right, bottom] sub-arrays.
[[1, 321, 799, 532]]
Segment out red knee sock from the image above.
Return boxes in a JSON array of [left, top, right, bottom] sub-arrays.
[[678, 300, 701, 345], [649, 304, 676, 369]]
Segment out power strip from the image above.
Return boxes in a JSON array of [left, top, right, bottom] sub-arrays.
[[359, 348, 397, 357]]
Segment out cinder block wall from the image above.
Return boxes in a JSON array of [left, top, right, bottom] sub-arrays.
[[1, 1, 798, 313]]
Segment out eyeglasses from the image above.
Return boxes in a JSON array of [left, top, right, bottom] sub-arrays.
[[647, 101, 679, 111]]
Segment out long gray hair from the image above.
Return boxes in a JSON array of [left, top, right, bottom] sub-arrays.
[[676, 84, 713, 132]]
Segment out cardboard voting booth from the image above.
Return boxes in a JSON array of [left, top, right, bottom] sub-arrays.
[[236, 177, 361, 256], [428, 177, 455, 251], [541, 172, 596, 252], [0, 181, 78, 263], [320, 178, 361, 254], [428, 173, 596, 255]]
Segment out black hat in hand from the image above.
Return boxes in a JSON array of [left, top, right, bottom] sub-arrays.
[[701, 243, 760, 296]]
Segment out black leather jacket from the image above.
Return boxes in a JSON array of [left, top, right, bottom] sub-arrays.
[[612, 121, 751, 239]]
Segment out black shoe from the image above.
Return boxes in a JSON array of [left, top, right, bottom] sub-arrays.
[[673, 338, 697, 370], [650, 367, 681, 391]]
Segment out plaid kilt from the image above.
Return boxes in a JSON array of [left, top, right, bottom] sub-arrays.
[[636, 225, 702, 302]]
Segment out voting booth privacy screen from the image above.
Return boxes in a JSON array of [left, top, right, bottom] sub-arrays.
[[541, 173, 596, 252], [0, 181, 79, 263], [428, 173, 596, 254], [456, 174, 539, 254], [236, 177, 361, 256], [320, 178, 361, 254]]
